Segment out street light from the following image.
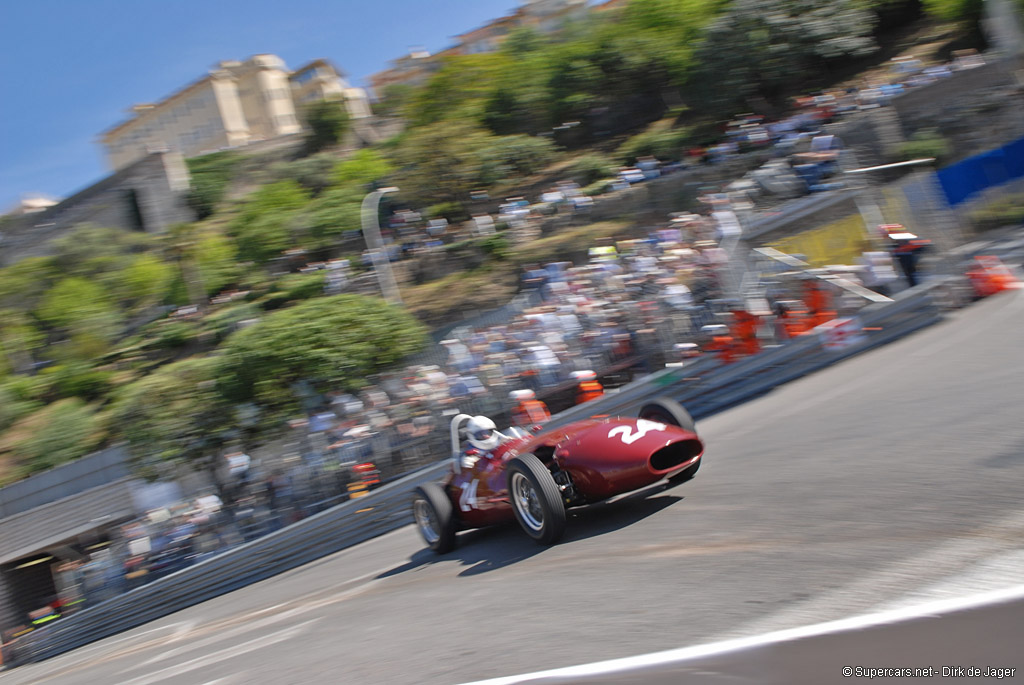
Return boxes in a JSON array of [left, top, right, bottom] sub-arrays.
[[360, 186, 402, 306]]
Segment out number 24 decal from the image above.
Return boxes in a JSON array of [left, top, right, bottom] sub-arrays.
[[608, 419, 666, 445], [459, 479, 479, 511]]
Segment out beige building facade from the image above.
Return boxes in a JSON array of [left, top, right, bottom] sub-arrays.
[[101, 54, 367, 171], [290, 59, 372, 120]]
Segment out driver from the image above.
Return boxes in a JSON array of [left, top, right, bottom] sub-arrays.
[[461, 415, 508, 469], [466, 415, 503, 452]]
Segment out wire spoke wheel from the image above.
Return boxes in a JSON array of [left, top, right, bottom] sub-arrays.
[[414, 499, 440, 544], [511, 472, 544, 532], [411, 482, 456, 553], [506, 453, 566, 545]]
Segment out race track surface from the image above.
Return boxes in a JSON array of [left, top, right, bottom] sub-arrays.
[[4, 288, 1023, 685]]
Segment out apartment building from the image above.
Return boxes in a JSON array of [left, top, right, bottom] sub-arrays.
[[369, 48, 440, 95], [101, 54, 368, 171], [223, 54, 301, 142], [290, 59, 372, 120], [369, 0, 590, 94]]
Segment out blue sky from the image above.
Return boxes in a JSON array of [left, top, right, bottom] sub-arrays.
[[0, 0, 521, 212]]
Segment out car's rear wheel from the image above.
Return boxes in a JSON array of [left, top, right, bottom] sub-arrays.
[[639, 398, 701, 482], [412, 482, 457, 554], [506, 453, 566, 545]]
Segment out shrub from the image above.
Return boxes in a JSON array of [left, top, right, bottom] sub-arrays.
[[427, 201, 469, 223], [42, 362, 115, 402], [616, 127, 692, 165], [569, 154, 616, 186], [1, 399, 103, 472], [186, 152, 240, 220], [481, 234, 511, 261], [142, 320, 200, 350], [892, 129, 952, 165], [968, 192, 1024, 232], [260, 272, 327, 310], [583, 179, 615, 196]]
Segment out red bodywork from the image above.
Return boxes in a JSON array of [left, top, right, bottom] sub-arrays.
[[446, 417, 703, 529]]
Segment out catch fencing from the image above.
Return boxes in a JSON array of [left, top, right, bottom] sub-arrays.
[[3, 281, 946, 667]]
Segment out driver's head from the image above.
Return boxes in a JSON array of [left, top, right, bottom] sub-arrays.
[[466, 415, 500, 451]]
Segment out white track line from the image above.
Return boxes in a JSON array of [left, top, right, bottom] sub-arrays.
[[118, 619, 319, 685], [461, 585, 1024, 685]]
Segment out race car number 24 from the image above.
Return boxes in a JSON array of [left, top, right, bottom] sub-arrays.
[[608, 419, 666, 445]]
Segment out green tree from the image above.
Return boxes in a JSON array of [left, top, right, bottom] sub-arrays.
[[0, 399, 103, 473], [119, 253, 175, 310], [217, 294, 427, 420], [37, 277, 122, 350], [332, 149, 394, 188], [0, 257, 59, 312], [0, 309, 44, 377], [194, 230, 241, 297], [568, 154, 617, 185], [270, 152, 339, 196], [186, 151, 240, 220], [372, 84, 415, 117], [111, 356, 237, 474], [302, 100, 351, 155], [391, 121, 495, 205], [0, 380, 41, 433], [922, 0, 983, 22], [230, 181, 310, 263], [692, 0, 878, 114]]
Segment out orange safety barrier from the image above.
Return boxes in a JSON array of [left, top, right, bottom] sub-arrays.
[[576, 380, 604, 405], [705, 333, 736, 364], [803, 280, 837, 328], [513, 399, 551, 427], [731, 310, 762, 356], [966, 256, 1022, 298]]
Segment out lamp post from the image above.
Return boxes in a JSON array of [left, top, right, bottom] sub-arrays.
[[360, 186, 402, 306]]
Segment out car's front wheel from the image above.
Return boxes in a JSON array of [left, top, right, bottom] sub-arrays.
[[412, 482, 457, 554], [638, 397, 696, 433], [506, 454, 566, 545]]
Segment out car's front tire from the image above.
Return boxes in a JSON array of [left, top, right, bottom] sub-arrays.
[[639, 397, 696, 433], [412, 482, 457, 554], [506, 453, 566, 545]]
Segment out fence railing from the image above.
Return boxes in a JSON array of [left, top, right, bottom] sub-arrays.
[[3, 281, 946, 667]]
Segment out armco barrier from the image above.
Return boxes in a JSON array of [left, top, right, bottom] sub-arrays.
[[6, 283, 947, 667]]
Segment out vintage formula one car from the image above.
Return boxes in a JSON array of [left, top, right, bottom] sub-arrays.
[[411, 398, 704, 552]]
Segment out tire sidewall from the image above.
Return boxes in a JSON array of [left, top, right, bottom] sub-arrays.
[[506, 454, 566, 545], [413, 482, 456, 554], [639, 397, 696, 434]]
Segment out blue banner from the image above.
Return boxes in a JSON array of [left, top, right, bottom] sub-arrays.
[[937, 136, 1024, 206]]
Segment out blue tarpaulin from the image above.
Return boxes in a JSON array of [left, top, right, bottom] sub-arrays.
[[937, 136, 1024, 206]]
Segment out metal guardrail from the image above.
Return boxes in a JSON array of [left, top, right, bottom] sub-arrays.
[[5, 283, 945, 667]]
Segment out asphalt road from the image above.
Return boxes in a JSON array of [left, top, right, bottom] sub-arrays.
[[4, 287, 1023, 685]]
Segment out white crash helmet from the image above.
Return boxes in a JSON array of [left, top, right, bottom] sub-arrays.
[[466, 415, 500, 452]]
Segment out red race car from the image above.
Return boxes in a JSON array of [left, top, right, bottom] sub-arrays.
[[412, 398, 704, 552]]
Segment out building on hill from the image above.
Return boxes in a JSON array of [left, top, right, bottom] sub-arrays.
[[3, 195, 60, 216], [369, 0, 589, 96], [290, 59, 372, 121], [369, 47, 442, 95], [100, 54, 370, 172]]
